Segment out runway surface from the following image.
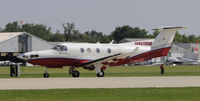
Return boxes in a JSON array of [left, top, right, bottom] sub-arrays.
[[1, 76, 200, 90]]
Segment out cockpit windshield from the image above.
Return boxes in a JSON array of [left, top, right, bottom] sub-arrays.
[[52, 45, 68, 51]]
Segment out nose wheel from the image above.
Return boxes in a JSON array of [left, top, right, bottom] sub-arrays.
[[43, 73, 49, 78], [43, 68, 49, 78]]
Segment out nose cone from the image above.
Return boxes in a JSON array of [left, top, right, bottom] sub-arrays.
[[17, 53, 26, 60]]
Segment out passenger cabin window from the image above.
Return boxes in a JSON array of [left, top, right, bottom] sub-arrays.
[[107, 48, 111, 53], [96, 48, 100, 53], [80, 48, 84, 53], [87, 48, 91, 53], [52, 45, 68, 51]]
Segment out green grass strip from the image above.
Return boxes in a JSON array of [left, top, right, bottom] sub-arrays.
[[0, 87, 200, 101]]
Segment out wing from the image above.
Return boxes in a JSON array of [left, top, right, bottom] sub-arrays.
[[81, 47, 139, 66]]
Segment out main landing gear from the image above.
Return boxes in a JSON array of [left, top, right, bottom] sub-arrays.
[[69, 66, 105, 78], [69, 67, 80, 77], [96, 70, 104, 77], [43, 67, 80, 78], [95, 65, 105, 77]]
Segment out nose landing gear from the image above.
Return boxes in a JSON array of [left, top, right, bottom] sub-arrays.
[[43, 68, 49, 78], [43, 72, 49, 78]]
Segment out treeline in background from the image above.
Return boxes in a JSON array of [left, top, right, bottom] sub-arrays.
[[0, 21, 199, 43]]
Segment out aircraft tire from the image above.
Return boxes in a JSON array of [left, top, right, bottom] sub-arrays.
[[72, 70, 80, 77], [44, 73, 49, 78], [97, 70, 104, 77]]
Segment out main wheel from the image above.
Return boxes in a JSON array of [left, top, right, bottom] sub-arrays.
[[97, 70, 104, 77], [72, 70, 80, 77], [43, 73, 49, 78]]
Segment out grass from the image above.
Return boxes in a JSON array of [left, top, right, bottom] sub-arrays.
[[1, 66, 200, 101], [0, 87, 200, 101], [1, 65, 200, 78]]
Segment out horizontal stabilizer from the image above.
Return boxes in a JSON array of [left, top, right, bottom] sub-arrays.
[[152, 26, 187, 30]]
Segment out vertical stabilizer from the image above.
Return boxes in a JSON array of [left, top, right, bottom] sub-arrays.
[[151, 26, 186, 50]]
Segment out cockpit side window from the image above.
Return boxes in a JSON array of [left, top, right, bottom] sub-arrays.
[[61, 46, 68, 51], [52, 45, 61, 50]]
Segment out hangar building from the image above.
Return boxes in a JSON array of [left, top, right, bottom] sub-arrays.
[[0, 32, 54, 64]]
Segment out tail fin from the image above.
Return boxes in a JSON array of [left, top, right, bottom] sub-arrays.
[[151, 26, 186, 49]]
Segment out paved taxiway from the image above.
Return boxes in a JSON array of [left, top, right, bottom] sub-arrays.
[[0, 76, 200, 90]]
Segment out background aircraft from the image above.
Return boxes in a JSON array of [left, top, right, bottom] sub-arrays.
[[166, 57, 197, 65], [17, 26, 185, 78]]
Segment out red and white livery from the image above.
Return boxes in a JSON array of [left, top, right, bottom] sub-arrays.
[[17, 26, 185, 78]]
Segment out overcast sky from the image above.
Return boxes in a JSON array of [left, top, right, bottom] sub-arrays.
[[0, 0, 199, 35]]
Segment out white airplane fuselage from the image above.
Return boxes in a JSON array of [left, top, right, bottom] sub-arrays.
[[23, 42, 157, 67]]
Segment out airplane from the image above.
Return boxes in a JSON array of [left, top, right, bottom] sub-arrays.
[[166, 57, 197, 65], [17, 26, 185, 78], [166, 57, 183, 65]]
